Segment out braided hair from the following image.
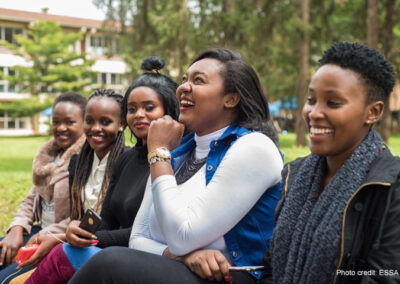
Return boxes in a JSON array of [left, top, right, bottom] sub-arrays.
[[71, 89, 125, 220]]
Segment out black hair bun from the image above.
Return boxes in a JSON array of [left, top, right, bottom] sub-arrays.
[[141, 56, 165, 72]]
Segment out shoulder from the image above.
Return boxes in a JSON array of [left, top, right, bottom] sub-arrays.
[[224, 132, 283, 174], [232, 132, 281, 156]]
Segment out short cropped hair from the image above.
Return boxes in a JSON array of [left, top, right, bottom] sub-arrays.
[[319, 42, 395, 103], [53, 92, 87, 117]]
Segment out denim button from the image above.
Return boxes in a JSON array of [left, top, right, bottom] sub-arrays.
[[254, 271, 259, 275], [214, 141, 218, 147], [354, 202, 363, 211], [207, 165, 213, 171], [232, 251, 237, 258]]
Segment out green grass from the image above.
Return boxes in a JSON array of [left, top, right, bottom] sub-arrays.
[[1, 132, 399, 235], [0, 136, 49, 235]]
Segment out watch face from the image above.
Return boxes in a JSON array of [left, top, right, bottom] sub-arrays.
[[159, 148, 170, 157]]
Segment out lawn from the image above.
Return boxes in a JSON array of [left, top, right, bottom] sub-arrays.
[[0, 132, 399, 235]]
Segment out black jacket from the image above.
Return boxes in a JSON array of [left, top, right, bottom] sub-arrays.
[[260, 148, 400, 284]]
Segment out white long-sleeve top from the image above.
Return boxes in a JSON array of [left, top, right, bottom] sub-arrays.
[[130, 131, 283, 259]]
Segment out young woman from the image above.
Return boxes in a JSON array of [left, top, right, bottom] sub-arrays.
[[69, 48, 283, 284], [260, 42, 400, 284], [0, 92, 87, 281], [0, 89, 126, 284], [24, 56, 180, 283]]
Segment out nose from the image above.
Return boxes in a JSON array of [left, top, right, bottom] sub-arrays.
[[57, 123, 67, 132], [306, 103, 325, 121], [177, 81, 192, 95], [134, 107, 145, 118], [92, 122, 102, 132]]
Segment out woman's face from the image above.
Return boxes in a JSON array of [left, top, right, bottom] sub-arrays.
[[177, 58, 233, 136], [302, 64, 372, 162], [126, 86, 165, 144], [52, 102, 84, 150], [83, 97, 123, 160]]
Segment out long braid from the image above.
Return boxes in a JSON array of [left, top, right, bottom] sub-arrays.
[[70, 89, 125, 220], [71, 141, 94, 220], [94, 130, 125, 213]]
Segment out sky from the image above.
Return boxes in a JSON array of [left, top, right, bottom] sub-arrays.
[[0, 0, 106, 20]]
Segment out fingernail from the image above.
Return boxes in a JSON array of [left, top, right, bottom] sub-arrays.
[[224, 276, 232, 282], [91, 235, 97, 240], [91, 240, 99, 245]]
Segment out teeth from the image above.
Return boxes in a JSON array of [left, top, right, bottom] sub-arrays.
[[180, 100, 194, 106], [310, 127, 334, 135], [93, 136, 103, 140]]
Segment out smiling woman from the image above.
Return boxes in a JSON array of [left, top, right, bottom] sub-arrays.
[[0, 92, 87, 283], [69, 48, 283, 284], [261, 42, 400, 284]]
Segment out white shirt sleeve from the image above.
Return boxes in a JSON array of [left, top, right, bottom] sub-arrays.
[[152, 132, 283, 255], [129, 176, 167, 255]]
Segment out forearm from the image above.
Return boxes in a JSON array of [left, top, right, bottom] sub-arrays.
[[95, 227, 131, 248], [153, 134, 283, 255]]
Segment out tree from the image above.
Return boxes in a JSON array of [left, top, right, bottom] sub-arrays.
[[379, 0, 395, 143], [0, 20, 94, 133], [295, 0, 309, 147]]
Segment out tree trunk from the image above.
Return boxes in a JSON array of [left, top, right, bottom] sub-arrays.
[[223, 0, 235, 49], [379, 0, 394, 143], [367, 0, 379, 48], [295, 0, 309, 147], [30, 113, 40, 135]]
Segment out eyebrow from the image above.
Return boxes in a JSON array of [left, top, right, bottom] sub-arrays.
[[128, 100, 156, 105], [184, 71, 208, 78]]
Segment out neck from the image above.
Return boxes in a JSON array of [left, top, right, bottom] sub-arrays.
[[194, 126, 228, 159]]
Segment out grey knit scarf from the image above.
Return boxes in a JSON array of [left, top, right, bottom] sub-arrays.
[[271, 130, 382, 283]]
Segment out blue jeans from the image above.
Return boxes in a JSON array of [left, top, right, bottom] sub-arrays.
[[0, 225, 41, 284]]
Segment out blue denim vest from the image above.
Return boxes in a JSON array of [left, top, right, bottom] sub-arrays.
[[171, 123, 282, 279]]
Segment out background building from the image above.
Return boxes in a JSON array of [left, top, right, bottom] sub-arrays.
[[0, 8, 128, 135]]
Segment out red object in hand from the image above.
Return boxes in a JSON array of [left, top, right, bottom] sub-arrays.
[[15, 243, 40, 265]]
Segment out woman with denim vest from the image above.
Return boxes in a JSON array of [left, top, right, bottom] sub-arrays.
[[70, 48, 283, 284]]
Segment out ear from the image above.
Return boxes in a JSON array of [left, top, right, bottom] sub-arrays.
[[119, 120, 126, 132], [223, 93, 240, 109], [365, 101, 384, 125]]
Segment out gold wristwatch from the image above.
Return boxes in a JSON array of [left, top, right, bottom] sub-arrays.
[[147, 147, 171, 165]]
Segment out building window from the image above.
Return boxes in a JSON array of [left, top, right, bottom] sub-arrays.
[[89, 35, 107, 55], [0, 111, 29, 130], [98, 72, 122, 86], [0, 26, 22, 45], [111, 73, 121, 85], [88, 35, 117, 56], [0, 66, 18, 93]]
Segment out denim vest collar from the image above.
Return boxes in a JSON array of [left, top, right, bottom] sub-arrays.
[[171, 123, 252, 185]]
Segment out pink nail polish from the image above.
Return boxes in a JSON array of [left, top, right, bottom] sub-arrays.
[[91, 240, 99, 245], [224, 276, 232, 282]]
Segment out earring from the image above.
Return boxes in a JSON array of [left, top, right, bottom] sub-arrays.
[[119, 127, 124, 131], [366, 120, 371, 124]]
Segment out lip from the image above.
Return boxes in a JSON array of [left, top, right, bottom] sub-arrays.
[[56, 134, 69, 141], [308, 126, 334, 140], [90, 135, 105, 143], [179, 94, 195, 111], [133, 122, 149, 129]]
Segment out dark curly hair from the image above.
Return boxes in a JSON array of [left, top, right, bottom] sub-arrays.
[[319, 42, 395, 103], [122, 56, 179, 145], [191, 48, 278, 144]]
